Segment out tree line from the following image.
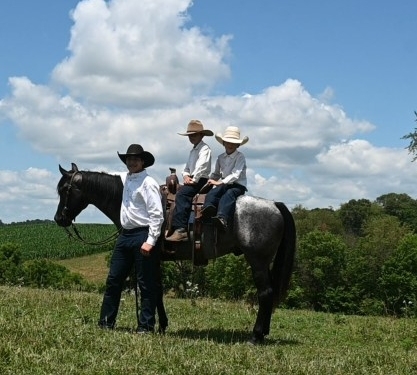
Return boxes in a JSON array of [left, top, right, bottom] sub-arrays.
[[0, 219, 55, 226]]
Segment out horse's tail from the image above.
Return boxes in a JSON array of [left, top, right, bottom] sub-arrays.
[[271, 201, 296, 307]]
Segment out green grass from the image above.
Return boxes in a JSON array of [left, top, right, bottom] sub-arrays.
[[1, 286, 417, 374]]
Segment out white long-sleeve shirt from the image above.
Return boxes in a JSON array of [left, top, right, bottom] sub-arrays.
[[210, 150, 247, 187], [120, 170, 164, 246], [182, 140, 211, 183]]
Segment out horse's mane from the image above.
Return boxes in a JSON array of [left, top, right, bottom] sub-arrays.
[[82, 171, 122, 201]]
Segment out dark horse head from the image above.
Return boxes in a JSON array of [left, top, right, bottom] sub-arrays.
[[54, 163, 123, 228]]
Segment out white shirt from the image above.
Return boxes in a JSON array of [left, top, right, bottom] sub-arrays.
[[211, 150, 247, 187], [182, 140, 211, 183], [120, 170, 164, 246]]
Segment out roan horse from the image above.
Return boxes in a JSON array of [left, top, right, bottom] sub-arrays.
[[54, 163, 296, 344]]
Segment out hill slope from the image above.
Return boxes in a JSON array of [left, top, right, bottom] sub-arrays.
[[1, 286, 416, 374]]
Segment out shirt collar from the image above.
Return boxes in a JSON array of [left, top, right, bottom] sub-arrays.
[[193, 140, 205, 150], [225, 149, 238, 158], [127, 169, 146, 178]]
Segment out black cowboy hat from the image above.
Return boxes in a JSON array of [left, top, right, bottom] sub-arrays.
[[117, 144, 155, 168]]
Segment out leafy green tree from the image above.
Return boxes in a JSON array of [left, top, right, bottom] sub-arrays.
[[23, 259, 92, 290], [0, 243, 23, 284], [296, 230, 348, 311], [401, 110, 417, 161], [0, 243, 92, 291], [376, 193, 417, 231], [161, 261, 206, 298], [338, 199, 383, 237], [379, 234, 417, 316], [292, 205, 344, 240], [345, 214, 411, 314], [205, 254, 253, 300]]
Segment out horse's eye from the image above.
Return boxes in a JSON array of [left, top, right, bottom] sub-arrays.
[[58, 183, 69, 194]]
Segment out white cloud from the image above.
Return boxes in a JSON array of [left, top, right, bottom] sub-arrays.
[[0, 0, 416, 223], [316, 140, 408, 176], [52, 0, 231, 107], [0, 168, 57, 223]]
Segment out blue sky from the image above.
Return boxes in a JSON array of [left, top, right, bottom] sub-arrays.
[[0, 0, 416, 224]]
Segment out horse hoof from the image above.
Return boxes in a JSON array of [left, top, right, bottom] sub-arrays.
[[158, 325, 167, 335], [248, 334, 264, 345]]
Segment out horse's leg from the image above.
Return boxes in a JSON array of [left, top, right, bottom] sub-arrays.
[[248, 259, 274, 344], [156, 284, 168, 334], [155, 259, 168, 334]]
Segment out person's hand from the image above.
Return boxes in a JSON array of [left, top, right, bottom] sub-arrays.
[[140, 242, 153, 256], [183, 175, 194, 185], [208, 179, 222, 186]]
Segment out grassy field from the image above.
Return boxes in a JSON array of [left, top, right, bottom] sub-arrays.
[[1, 285, 417, 375], [3, 227, 417, 374]]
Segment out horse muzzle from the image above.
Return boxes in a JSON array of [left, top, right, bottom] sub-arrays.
[[54, 212, 72, 227]]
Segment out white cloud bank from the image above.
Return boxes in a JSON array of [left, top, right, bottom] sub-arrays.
[[0, 0, 414, 223]]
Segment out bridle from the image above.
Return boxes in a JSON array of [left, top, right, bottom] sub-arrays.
[[60, 170, 121, 246], [61, 170, 81, 221]]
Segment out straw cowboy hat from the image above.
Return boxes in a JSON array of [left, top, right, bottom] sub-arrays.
[[117, 144, 155, 168], [178, 120, 214, 136], [215, 126, 249, 146]]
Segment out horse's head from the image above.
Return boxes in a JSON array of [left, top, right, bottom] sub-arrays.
[[54, 163, 89, 227]]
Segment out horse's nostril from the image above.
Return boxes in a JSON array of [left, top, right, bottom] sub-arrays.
[[54, 214, 67, 226]]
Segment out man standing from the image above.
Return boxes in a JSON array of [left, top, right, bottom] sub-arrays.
[[99, 144, 164, 333]]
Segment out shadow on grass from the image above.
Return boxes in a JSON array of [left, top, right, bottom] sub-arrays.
[[173, 328, 299, 346], [104, 326, 299, 346], [111, 326, 166, 335]]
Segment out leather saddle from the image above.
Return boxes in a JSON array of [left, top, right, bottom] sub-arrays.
[[160, 169, 217, 265]]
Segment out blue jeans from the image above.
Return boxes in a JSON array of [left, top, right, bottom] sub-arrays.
[[171, 178, 208, 230], [204, 184, 246, 223], [99, 227, 160, 331]]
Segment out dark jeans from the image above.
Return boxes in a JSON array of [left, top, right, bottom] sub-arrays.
[[204, 183, 246, 223], [98, 227, 160, 331], [171, 178, 208, 230]]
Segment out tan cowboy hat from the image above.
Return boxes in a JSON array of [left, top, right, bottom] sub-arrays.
[[178, 119, 214, 136], [215, 126, 249, 146], [117, 144, 155, 168]]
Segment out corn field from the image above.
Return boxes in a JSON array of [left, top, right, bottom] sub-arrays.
[[0, 223, 115, 260]]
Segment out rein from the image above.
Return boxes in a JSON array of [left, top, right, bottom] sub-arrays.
[[61, 170, 121, 246], [63, 224, 121, 246]]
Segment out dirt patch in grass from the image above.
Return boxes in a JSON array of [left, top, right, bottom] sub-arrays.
[[56, 252, 109, 284]]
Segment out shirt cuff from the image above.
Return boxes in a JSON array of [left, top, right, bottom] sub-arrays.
[[146, 235, 157, 247]]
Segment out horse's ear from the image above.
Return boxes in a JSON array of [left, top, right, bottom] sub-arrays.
[[71, 163, 79, 173], [59, 164, 68, 176]]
